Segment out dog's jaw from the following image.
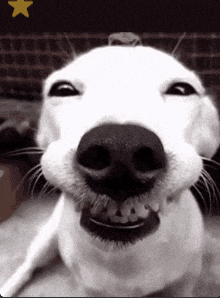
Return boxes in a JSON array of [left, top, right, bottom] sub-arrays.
[[80, 200, 160, 244], [58, 189, 203, 296]]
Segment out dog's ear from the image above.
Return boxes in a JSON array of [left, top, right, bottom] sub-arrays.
[[195, 95, 220, 158]]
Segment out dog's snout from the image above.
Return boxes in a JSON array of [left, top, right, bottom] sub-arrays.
[[76, 124, 166, 200]]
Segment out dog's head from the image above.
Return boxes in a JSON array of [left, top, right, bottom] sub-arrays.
[[36, 46, 220, 246]]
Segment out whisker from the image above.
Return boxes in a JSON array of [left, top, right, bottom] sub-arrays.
[[64, 32, 75, 53], [193, 183, 209, 214], [171, 32, 186, 56], [194, 164, 220, 214], [18, 163, 41, 192], [202, 156, 220, 168], [28, 167, 43, 197], [40, 184, 58, 199], [203, 169, 220, 208], [37, 181, 50, 198], [28, 168, 41, 194], [199, 172, 212, 212], [1, 147, 44, 158]]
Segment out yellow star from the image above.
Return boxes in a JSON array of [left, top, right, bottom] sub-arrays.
[[8, 0, 33, 18]]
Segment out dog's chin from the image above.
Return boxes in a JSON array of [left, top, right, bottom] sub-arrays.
[[80, 208, 160, 245]]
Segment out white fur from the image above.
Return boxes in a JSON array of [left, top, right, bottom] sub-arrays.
[[1, 46, 219, 297]]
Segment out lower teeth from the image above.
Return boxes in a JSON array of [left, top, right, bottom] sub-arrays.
[[110, 215, 128, 224], [88, 199, 154, 225], [128, 213, 138, 222], [90, 218, 144, 229]]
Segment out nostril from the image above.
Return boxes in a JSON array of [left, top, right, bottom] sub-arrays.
[[77, 145, 110, 170], [132, 147, 154, 172], [132, 146, 166, 172]]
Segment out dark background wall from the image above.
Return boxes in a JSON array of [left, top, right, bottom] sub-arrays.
[[0, 32, 220, 107]]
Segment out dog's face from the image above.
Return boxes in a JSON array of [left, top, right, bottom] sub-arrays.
[[36, 46, 220, 247]]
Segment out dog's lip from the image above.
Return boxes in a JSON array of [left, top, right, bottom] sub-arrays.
[[80, 207, 160, 244]]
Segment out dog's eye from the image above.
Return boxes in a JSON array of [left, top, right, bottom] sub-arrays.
[[49, 81, 80, 97], [165, 82, 197, 96]]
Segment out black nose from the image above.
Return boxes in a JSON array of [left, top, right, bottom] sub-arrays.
[[76, 124, 166, 201]]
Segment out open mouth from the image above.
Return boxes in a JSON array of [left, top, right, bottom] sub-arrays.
[[80, 201, 160, 244]]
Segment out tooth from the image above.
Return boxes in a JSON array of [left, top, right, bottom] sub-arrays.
[[120, 202, 132, 217], [120, 216, 129, 224], [139, 208, 150, 219], [107, 200, 118, 217], [110, 215, 129, 224], [134, 202, 144, 214], [90, 204, 103, 216], [133, 201, 150, 218], [128, 213, 138, 222], [110, 215, 120, 223], [90, 206, 97, 216], [148, 201, 159, 212]]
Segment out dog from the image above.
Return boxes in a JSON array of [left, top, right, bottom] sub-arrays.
[[1, 44, 220, 297]]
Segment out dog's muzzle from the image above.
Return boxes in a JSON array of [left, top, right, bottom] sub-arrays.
[[76, 124, 166, 243]]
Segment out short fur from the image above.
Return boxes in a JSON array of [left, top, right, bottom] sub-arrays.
[[1, 46, 220, 297]]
